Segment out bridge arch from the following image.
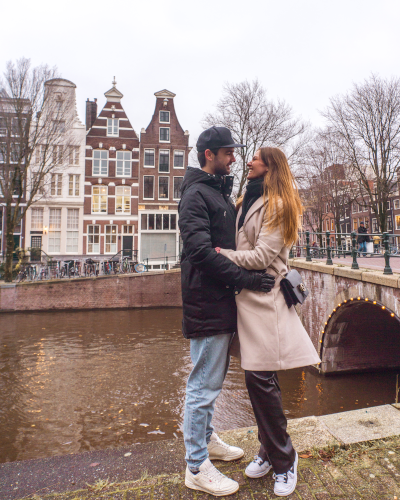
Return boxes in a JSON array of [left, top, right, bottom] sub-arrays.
[[318, 285, 400, 374]]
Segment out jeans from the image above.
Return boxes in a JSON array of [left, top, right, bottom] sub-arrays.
[[183, 333, 232, 470], [358, 241, 367, 254], [245, 371, 296, 474]]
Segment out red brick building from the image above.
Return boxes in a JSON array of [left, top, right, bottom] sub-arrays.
[[83, 80, 139, 259], [138, 90, 190, 268]]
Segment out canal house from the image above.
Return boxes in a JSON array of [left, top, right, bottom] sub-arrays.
[[83, 80, 140, 259], [138, 90, 190, 269]]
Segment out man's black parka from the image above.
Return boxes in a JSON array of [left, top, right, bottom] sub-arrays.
[[178, 167, 259, 339]]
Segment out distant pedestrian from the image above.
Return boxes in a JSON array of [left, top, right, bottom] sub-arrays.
[[373, 234, 381, 253], [178, 126, 275, 497], [357, 222, 369, 255]]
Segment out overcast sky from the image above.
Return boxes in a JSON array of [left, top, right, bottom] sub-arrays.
[[2, 0, 400, 149]]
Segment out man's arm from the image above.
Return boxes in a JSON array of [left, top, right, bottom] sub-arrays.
[[179, 189, 262, 289]]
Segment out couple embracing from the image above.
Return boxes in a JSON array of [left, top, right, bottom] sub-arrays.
[[178, 126, 320, 497]]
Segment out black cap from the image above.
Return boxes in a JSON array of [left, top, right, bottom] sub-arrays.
[[196, 126, 245, 152]]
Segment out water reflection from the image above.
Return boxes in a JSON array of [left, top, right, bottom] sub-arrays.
[[0, 308, 396, 463]]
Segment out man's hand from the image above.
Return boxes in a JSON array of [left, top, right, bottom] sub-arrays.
[[245, 270, 276, 293]]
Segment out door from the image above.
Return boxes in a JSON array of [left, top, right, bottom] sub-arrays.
[[122, 236, 133, 259], [12, 235, 20, 260], [31, 236, 42, 262]]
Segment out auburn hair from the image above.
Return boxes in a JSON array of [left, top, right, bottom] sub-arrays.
[[237, 147, 303, 247]]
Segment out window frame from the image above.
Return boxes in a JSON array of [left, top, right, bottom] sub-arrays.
[[105, 225, 117, 254], [31, 207, 44, 230], [159, 111, 170, 124], [159, 127, 170, 143], [143, 175, 154, 200], [51, 173, 62, 196], [116, 150, 132, 177], [116, 185, 131, 214], [159, 149, 170, 173], [173, 150, 185, 169], [87, 224, 100, 254], [394, 199, 400, 210], [173, 176, 184, 200], [68, 174, 80, 196], [158, 176, 169, 200], [144, 148, 155, 168], [93, 150, 109, 176], [107, 118, 119, 137], [91, 185, 108, 214]]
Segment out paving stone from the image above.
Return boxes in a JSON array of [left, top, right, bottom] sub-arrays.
[[378, 474, 400, 493], [295, 483, 316, 500], [314, 468, 344, 496], [314, 493, 331, 500], [299, 467, 324, 490], [237, 489, 253, 499]]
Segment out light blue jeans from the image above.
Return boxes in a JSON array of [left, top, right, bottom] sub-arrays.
[[183, 333, 232, 470]]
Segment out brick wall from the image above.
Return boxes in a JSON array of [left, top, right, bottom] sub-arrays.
[[0, 269, 182, 313]]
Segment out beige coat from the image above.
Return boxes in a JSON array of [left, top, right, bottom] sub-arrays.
[[220, 197, 320, 371]]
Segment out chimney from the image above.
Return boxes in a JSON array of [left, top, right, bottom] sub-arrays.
[[86, 98, 97, 131]]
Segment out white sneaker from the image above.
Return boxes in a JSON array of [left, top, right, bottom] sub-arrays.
[[185, 458, 239, 496], [273, 452, 298, 497], [245, 455, 272, 478], [207, 432, 244, 461]]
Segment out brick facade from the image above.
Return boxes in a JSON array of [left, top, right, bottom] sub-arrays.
[[83, 81, 140, 259]]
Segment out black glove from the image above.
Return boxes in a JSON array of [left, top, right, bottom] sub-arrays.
[[242, 270, 276, 293]]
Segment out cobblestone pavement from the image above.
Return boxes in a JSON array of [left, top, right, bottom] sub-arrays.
[[18, 436, 400, 500]]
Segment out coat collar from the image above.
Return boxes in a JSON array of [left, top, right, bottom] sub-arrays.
[[236, 195, 266, 235]]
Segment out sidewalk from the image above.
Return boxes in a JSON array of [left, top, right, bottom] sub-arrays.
[[2, 405, 400, 500]]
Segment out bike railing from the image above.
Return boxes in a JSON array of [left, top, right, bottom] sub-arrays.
[[292, 231, 399, 275]]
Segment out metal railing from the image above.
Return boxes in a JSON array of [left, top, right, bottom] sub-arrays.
[[291, 231, 398, 275]]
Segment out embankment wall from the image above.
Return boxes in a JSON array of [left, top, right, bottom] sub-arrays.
[[0, 269, 182, 313]]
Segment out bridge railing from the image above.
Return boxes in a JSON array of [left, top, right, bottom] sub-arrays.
[[292, 231, 399, 275]]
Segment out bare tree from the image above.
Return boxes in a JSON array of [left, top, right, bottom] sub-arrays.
[[203, 80, 309, 198], [300, 129, 355, 245], [322, 74, 400, 233], [0, 58, 75, 282]]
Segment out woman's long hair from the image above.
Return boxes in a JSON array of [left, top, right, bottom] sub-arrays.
[[237, 147, 303, 246]]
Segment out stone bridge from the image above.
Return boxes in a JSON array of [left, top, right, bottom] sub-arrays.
[[291, 259, 400, 375]]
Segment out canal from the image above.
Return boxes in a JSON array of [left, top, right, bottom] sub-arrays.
[[0, 308, 397, 464]]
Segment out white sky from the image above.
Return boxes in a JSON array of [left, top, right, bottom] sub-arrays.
[[1, 0, 400, 149]]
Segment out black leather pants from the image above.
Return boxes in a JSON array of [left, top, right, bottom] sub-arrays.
[[245, 370, 296, 474]]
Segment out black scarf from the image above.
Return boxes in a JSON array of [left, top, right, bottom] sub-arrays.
[[238, 178, 264, 230]]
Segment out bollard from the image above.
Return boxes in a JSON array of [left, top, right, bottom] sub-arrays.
[[383, 233, 393, 275], [306, 231, 311, 261], [326, 231, 333, 265], [351, 231, 359, 269]]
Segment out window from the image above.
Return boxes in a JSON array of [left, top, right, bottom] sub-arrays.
[[52, 120, 65, 133], [387, 216, 393, 231], [31, 236, 42, 248], [353, 219, 358, 231], [123, 225, 133, 234], [52, 145, 63, 165], [174, 150, 184, 168], [159, 127, 170, 142], [143, 176, 154, 199], [159, 177, 169, 199], [105, 225, 117, 253], [144, 149, 155, 167], [331, 220, 334, 231], [387, 200, 391, 209], [159, 150, 170, 172], [116, 151, 131, 176], [51, 174, 62, 196], [0, 117, 6, 136], [69, 146, 80, 165], [31, 208, 43, 230], [173, 177, 183, 199], [88, 225, 100, 253], [107, 118, 119, 136], [35, 144, 46, 165], [372, 218, 378, 233], [141, 213, 177, 231], [49, 208, 61, 253], [396, 215, 400, 230], [352, 202, 358, 213], [116, 186, 131, 213], [394, 199, 400, 210], [92, 186, 107, 213], [159, 111, 170, 123], [68, 174, 80, 196], [67, 208, 79, 252], [93, 150, 108, 176]]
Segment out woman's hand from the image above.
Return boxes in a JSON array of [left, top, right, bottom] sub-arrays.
[[215, 247, 221, 253]]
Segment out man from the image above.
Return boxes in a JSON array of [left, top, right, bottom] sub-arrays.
[[357, 221, 369, 255], [178, 126, 275, 496]]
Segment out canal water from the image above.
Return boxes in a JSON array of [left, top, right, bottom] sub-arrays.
[[0, 308, 397, 464]]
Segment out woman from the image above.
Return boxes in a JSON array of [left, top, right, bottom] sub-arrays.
[[217, 147, 320, 497]]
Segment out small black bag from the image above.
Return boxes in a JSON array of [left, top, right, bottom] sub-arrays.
[[278, 269, 309, 308]]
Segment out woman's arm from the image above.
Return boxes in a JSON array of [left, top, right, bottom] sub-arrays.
[[219, 224, 284, 270]]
